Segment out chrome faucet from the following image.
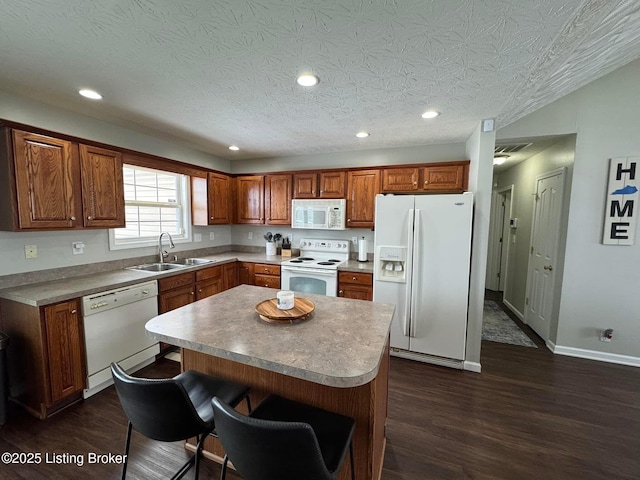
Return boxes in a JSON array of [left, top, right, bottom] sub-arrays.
[[158, 232, 175, 263]]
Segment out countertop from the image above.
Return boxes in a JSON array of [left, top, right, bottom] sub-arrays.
[[145, 284, 394, 388], [0, 252, 375, 307]]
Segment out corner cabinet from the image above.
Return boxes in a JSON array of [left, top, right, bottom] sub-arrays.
[[0, 129, 125, 231], [192, 172, 233, 225], [0, 297, 86, 419], [347, 169, 380, 228]]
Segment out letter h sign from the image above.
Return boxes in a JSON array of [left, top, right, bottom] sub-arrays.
[[603, 157, 638, 245]]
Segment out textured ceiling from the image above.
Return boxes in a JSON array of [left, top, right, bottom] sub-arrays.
[[1, 0, 639, 161]]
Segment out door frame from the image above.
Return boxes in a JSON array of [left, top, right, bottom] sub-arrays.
[[486, 185, 514, 292], [523, 167, 566, 342]]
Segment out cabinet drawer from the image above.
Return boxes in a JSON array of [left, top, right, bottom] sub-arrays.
[[254, 274, 281, 289], [254, 263, 281, 276], [158, 272, 194, 292], [195, 265, 222, 282], [338, 271, 373, 286]]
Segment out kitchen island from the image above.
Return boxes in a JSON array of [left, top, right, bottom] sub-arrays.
[[145, 284, 395, 480]]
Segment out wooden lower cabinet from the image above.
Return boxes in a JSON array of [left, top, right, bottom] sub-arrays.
[[338, 271, 373, 301], [223, 262, 239, 290], [238, 262, 255, 285], [253, 263, 281, 289], [0, 298, 86, 419]]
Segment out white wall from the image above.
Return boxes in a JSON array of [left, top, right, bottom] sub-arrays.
[[464, 124, 496, 370], [230, 143, 466, 174], [498, 59, 640, 362]]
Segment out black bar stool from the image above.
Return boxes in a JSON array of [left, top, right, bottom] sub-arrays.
[[212, 394, 355, 480], [111, 362, 251, 480]]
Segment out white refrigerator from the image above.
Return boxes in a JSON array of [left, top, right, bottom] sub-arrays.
[[373, 193, 473, 365]]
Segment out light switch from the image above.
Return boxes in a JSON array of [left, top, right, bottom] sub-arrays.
[[72, 241, 85, 255]]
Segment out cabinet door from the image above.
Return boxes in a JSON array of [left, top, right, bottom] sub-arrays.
[[238, 262, 255, 285], [338, 283, 373, 301], [421, 165, 465, 191], [347, 170, 380, 228], [236, 176, 264, 224], [79, 144, 125, 228], [223, 262, 239, 291], [293, 173, 318, 198], [208, 172, 232, 224], [265, 174, 292, 225], [319, 171, 346, 198], [44, 300, 86, 404], [12, 130, 78, 229], [254, 274, 281, 289], [159, 285, 195, 313], [196, 278, 223, 300], [381, 168, 420, 192]]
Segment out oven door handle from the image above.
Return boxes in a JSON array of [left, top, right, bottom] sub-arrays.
[[281, 266, 338, 276]]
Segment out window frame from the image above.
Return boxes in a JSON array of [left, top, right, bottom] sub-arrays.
[[108, 164, 192, 251]]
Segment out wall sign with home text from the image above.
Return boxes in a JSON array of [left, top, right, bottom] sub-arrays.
[[603, 157, 638, 245]]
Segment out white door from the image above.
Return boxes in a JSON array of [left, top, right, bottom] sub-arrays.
[[525, 169, 565, 341]]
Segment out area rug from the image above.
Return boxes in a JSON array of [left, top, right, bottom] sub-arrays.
[[482, 300, 537, 348]]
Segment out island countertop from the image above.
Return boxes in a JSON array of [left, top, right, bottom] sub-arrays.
[[145, 284, 395, 388]]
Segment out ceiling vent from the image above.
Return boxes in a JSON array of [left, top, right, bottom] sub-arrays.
[[494, 143, 532, 154]]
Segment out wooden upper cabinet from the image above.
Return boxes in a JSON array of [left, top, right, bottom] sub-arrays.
[[79, 144, 125, 228], [44, 299, 86, 404], [347, 169, 380, 228], [208, 173, 232, 224], [236, 175, 264, 224], [12, 130, 78, 229], [421, 165, 466, 191], [319, 171, 346, 198], [382, 168, 420, 192], [293, 173, 318, 198], [265, 174, 292, 225]]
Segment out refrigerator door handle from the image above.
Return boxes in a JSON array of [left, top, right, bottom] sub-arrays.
[[403, 209, 415, 337], [409, 209, 421, 338]]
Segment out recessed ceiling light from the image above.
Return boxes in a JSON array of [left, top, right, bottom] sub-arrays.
[[356, 131, 370, 138], [493, 155, 509, 166], [421, 110, 440, 119], [296, 74, 319, 87], [79, 89, 102, 100], [228, 145, 240, 151]]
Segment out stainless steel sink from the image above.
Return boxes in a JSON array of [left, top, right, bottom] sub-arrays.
[[127, 263, 187, 272], [170, 258, 214, 266]]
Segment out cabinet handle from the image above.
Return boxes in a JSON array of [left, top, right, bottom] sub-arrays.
[[338, 290, 344, 296], [70, 216, 76, 221], [87, 215, 93, 220], [191, 291, 195, 296], [347, 218, 351, 222], [413, 182, 417, 185], [71, 309, 77, 314], [352, 276, 357, 280], [424, 180, 429, 185], [210, 216, 214, 220], [198, 289, 202, 293]]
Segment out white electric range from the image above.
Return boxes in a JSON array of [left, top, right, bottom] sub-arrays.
[[280, 238, 350, 296]]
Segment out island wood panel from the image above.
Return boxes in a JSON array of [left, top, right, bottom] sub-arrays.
[[182, 341, 389, 480]]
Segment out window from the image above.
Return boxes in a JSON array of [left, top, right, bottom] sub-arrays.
[[109, 164, 191, 249]]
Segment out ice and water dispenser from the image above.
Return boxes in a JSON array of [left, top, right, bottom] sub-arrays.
[[375, 246, 407, 283]]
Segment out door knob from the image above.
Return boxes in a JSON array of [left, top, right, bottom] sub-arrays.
[[543, 265, 553, 271]]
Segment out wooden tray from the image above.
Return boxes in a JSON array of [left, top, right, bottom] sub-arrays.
[[255, 297, 315, 324]]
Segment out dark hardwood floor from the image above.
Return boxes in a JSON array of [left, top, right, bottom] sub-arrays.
[[1, 301, 638, 479]]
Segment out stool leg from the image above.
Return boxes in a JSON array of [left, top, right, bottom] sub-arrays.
[[245, 395, 252, 413], [349, 441, 355, 480], [122, 421, 133, 480], [220, 455, 229, 480]]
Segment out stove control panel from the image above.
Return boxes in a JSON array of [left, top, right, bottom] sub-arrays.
[[299, 239, 350, 252]]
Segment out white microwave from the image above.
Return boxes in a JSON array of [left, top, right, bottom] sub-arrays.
[[291, 199, 347, 230]]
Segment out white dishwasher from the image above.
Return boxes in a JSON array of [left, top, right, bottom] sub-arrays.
[[81, 280, 159, 398]]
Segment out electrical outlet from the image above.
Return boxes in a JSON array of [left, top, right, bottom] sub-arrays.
[[600, 329, 613, 342], [209, 232, 215, 240], [72, 241, 85, 255], [248, 232, 253, 240], [25, 244, 37, 259], [194, 233, 202, 242], [352, 236, 358, 245]]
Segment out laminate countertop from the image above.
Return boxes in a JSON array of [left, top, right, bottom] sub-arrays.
[[0, 252, 375, 307], [146, 284, 394, 388]]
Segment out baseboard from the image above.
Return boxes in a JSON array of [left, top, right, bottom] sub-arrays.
[[502, 299, 524, 321], [463, 361, 482, 373], [551, 344, 640, 368]]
